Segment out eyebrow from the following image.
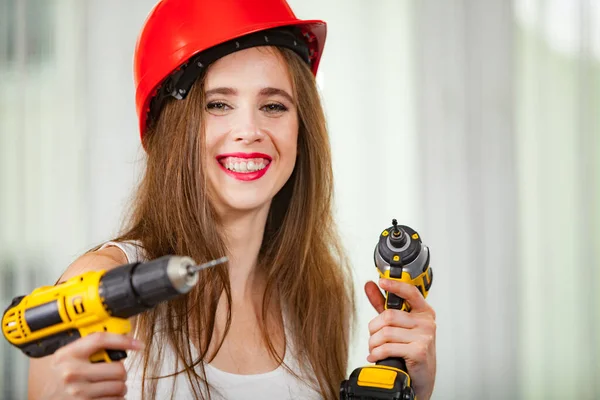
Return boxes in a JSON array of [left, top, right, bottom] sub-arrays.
[[204, 87, 295, 104], [259, 87, 295, 105], [205, 87, 237, 97]]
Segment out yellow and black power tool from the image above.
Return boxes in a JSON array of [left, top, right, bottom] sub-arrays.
[[340, 219, 433, 400], [2, 255, 226, 363]]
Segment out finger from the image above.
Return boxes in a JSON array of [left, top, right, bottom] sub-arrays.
[[85, 380, 127, 398], [379, 278, 433, 314], [96, 398, 125, 400], [368, 309, 418, 335], [367, 342, 410, 363], [85, 362, 127, 383], [65, 332, 143, 360], [368, 341, 431, 364], [364, 281, 385, 314], [368, 326, 420, 352], [57, 362, 89, 384], [367, 343, 427, 363]]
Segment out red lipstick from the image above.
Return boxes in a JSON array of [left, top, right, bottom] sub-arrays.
[[216, 152, 272, 182], [217, 152, 272, 160]]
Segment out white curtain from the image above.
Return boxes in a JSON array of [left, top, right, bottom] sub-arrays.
[[514, 0, 600, 398], [0, 1, 598, 399], [414, 0, 599, 398], [0, 1, 86, 398]]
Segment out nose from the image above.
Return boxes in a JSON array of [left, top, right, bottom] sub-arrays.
[[232, 109, 265, 145]]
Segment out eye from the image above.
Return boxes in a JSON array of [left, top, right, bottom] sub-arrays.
[[261, 103, 288, 114], [206, 101, 232, 114]]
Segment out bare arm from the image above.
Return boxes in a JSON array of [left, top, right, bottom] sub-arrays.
[[27, 246, 139, 400]]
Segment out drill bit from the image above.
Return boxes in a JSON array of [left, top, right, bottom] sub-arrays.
[[392, 219, 400, 236], [187, 256, 228, 275]]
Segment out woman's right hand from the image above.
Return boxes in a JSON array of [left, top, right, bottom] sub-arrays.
[[28, 246, 134, 400], [40, 332, 144, 400]]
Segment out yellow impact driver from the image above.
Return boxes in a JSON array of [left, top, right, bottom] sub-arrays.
[[2, 255, 226, 363], [340, 219, 433, 400]]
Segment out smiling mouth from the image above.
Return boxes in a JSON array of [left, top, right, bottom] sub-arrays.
[[218, 156, 271, 173]]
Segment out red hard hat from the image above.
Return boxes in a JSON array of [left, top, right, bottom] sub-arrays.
[[134, 0, 327, 140]]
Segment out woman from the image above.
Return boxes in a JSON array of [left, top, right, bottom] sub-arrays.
[[27, 1, 436, 399]]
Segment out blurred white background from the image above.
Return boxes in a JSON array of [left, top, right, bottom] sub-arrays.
[[1, 0, 599, 399]]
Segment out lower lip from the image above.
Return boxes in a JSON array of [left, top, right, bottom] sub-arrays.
[[217, 161, 270, 181]]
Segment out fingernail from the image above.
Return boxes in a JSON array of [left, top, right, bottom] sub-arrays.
[[379, 278, 388, 287], [132, 339, 145, 350]]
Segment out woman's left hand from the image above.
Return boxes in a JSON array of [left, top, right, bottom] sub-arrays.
[[364, 278, 437, 400]]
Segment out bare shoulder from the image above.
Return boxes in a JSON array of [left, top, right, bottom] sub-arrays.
[[57, 245, 129, 284]]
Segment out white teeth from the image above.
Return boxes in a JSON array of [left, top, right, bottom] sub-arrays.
[[223, 157, 269, 173]]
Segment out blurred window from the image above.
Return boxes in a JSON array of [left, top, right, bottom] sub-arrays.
[[0, 0, 55, 68], [1, 1, 64, 399]]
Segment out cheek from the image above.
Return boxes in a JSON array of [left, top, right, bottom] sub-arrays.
[[204, 118, 234, 159], [276, 122, 299, 166], [203, 117, 224, 148]]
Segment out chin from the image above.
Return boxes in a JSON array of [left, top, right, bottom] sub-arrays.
[[208, 173, 285, 215], [216, 192, 273, 214]]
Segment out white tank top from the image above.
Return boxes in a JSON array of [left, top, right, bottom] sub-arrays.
[[99, 241, 322, 400]]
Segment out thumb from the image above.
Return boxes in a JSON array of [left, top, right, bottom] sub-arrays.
[[364, 281, 385, 314]]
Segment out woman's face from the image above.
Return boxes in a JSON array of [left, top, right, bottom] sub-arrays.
[[203, 47, 298, 216]]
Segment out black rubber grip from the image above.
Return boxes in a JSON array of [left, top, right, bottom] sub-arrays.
[[378, 290, 410, 374], [24, 301, 63, 332], [130, 256, 182, 307], [99, 263, 148, 318], [376, 357, 407, 372], [386, 293, 404, 310], [18, 329, 80, 358], [107, 349, 127, 361], [100, 256, 184, 318], [90, 349, 128, 364]]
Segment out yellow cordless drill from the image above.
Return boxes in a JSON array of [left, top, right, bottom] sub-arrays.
[[2, 255, 226, 362], [340, 219, 433, 400]]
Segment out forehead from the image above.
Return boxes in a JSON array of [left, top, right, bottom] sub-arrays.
[[204, 47, 292, 91]]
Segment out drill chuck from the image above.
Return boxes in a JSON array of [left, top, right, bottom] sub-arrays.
[[389, 219, 408, 248], [374, 224, 431, 286], [99, 256, 198, 318]]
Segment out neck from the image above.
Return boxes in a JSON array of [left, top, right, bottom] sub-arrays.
[[220, 203, 270, 305]]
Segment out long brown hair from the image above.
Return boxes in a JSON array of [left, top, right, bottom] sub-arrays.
[[115, 47, 355, 399]]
